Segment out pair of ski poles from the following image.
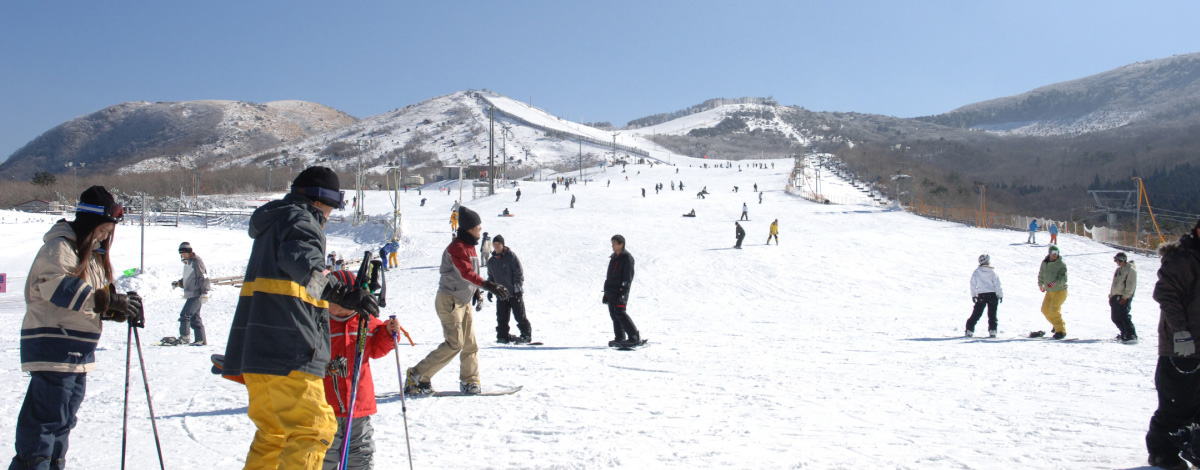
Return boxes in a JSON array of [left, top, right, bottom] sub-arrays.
[[122, 321, 166, 470], [336, 254, 413, 470]]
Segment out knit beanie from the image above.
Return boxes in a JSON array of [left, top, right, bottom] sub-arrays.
[[179, 242, 193, 253], [291, 166, 342, 208], [457, 206, 481, 232], [71, 185, 118, 241], [492, 234, 505, 246]]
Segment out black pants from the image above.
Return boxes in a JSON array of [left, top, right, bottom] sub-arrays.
[[1147, 356, 1200, 459], [1110, 295, 1137, 338], [496, 295, 532, 339], [965, 292, 999, 332], [735, 235, 744, 248], [607, 301, 639, 342], [11, 371, 86, 470]]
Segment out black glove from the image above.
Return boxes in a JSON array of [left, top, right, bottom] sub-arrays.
[[972, 297, 978, 303], [487, 292, 493, 302], [328, 285, 380, 317], [472, 290, 482, 306], [105, 292, 144, 328], [999, 297, 1003, 304], [482, 280, 509, 301], [171, 280, 181, 289], [602, 294, 609, 304]]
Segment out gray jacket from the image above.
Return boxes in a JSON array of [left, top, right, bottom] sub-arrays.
[[486, 247, 524, 297], [181, 255, 210, 299]]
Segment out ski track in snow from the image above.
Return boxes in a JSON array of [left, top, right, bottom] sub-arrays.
[[0, 158, 1166, 469]]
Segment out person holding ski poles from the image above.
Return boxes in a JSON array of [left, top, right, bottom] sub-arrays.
[[404, 206, 508, 396], [966, 254, 1003, 338], [322, 269, 400, 470], [12, 186, 144, 470], [171, 241, 209, 345], [222, 167, 379, 470]]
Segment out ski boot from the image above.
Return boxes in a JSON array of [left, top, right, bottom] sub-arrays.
[[460, 381, 482, 395], [1029, 331, 1046, 338], [517, 335, 532, 344], [1052, 331, 1066, 340], [964, 329, 974, 338], [988, 330, 997, 338], [608, 337, 627, 347], [405, 368, 434, 396]]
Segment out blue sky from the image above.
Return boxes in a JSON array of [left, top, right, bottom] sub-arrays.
[[3, 1, 1200, 163]]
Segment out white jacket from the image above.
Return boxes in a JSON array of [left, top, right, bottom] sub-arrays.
[[970, 265, 1003, 298]]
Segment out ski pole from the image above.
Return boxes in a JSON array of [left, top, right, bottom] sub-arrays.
[[121, 324, 133, 470], [390, 315, 414, 470], [132, 326, 166, 470], [339, 251, 377, 470]]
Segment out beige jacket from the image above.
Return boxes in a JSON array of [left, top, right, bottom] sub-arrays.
[[21, 221, 106, 373], [1110, 261, 1136, 299]]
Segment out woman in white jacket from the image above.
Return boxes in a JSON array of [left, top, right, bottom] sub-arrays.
[[966, 254, 1004, 338], [12, 186, 143, 469]]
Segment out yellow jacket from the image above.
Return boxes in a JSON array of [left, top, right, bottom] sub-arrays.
[[769, 222, 779, 235]]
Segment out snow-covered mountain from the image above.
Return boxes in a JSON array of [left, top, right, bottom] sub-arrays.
[[917, 52, 1200, 136], [0, 100, 356, 179]]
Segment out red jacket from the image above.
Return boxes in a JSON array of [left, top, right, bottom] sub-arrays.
[[324, 314, 396, 418]]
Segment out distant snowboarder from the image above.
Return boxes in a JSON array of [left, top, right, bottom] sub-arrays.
[[1109, 252, 1137, 342], [767, 219, 778, 245], [740, 203, 749, 221], [966, 254, 1003, 338], [172, 241, 209, 345], [1035, 245, 1068, 339], [734, 222, 745, 249], [515, 188, 522, 202], [1027, 220, 1040, 244], [1050, 222, 1059, 245], [571, 194, 576, 208], [552, 182, 557, 194], [759, 192, 763, 204]]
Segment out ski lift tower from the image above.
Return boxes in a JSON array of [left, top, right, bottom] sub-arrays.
[[385, 165, 403, 242], [353, 139, 370, 226], [1088, 189, 1138, 228]]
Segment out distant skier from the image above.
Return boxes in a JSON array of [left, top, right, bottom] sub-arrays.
[[1109, 252, 1137, 342], [1145, 218, 1200, 469], [515, 188, 521, 202], [404, 206, 508, 396], [671, 181, 675, 191], [571, 194, 576, 208], [386, 238, 399, 269], [1027, 220, 1040, 244], [603, 235, 640, 347], [552, 182, 557, 194], [487, 235, 531, 344], [733, 186, 739, 193], [965, 254, 1003, 338], [734, 222, 745, 249], [740, 203, 749, 221], [759, 192, 763, 204], [641, 188, 646, 198], [1034, 245, 1068, 339], [322, 269, 400, 470], [767, 219, 779, 245], [679, 181, 684, 191], [450, 210, 459, 233], [1049, 222, 1059, 245], [171, 241, 209, 345], [480, 232, 493, 266], [420, 198, 426, 206], [683, 209, 696, 218], [754, 183, 758, 192]]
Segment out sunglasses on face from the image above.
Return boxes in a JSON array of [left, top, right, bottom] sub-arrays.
[[77, 202, 124, 221]]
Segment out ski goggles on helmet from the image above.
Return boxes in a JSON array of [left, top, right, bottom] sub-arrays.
[[291, 186, 346, 209], [76, 202, 124, 222]]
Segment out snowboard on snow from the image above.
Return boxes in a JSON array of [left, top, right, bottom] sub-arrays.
[[1026, 331, 1080, 341], [378, 385, 523, 399], [611, 339, 649, 351], [154, 336, 186, 346]]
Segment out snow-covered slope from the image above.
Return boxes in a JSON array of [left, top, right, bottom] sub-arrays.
[[0, 158, 1165, 469]]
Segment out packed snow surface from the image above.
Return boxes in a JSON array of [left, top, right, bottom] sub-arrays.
[[0, 159, 1164, 469]]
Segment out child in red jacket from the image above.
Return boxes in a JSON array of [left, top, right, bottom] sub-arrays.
[[322, 270, 399, 470]]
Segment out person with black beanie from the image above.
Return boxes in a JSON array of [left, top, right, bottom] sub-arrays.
[[222, 166, 379, 470], [486, 235, 532, 343], [12, 185, 144, 470], [404, 205, 509, 396]]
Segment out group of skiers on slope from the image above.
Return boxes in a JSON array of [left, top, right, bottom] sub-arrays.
[[1026, 219, 1060, 245], [964, 244, 1137, 342]]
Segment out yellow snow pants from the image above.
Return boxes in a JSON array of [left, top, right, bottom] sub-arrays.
[[1040, 290, 1069, 334], [243, 370, 337, 470]]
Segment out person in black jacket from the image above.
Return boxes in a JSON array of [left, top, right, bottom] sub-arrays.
[[221, 166, 379, 470], [486, 235, 532, 343], [1146, 218, 1200, 470], [735, 222, 746, 249], [603, 234, 640, 347]]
